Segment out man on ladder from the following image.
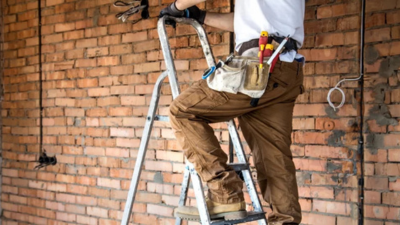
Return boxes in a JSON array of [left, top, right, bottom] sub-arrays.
[[160, 1, 305, 224]]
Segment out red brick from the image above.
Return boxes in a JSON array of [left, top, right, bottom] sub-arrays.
[[390, 41, 400, 55], [86, 47, 109, 57], [365, 177, 388, 190], [106, 148, 130, 157], [82, 68, 106, 78], [55, 23, 75, 32], [97, 96, 120, 106], [313, 200, 351, 215], [337, 16, 359, 31], [116, 138, 140, 148], [110, 86, 135, 95], [97, 178, 120, 189], [76, 38, 97, 48], [56, 212, 76, 222], [110, 128, 134, 138], [85, 27, 107, 38], [76, 59, 96, 68], [366, 13, 386, 28], [76, 99, 97, 108], [99, 118, 123, 126], [293, 158, 327, 172], [99, 77, 121, 86], [109, 107, 132, 116], [146, 204, 173, 217], [42, 34, 63, 44], [365, 191, 381, 204], [77, 215, 98, 225], [88, 87, 110, 97], [98, 35, 121, 46], [86, 108, 107, 117], [121, 53, 146, 64], [122, 31, 147, 43], [77, 78, 98, 88], [108, 23, 130, 34], [365, 28, 391, 43], [389, 149, 400, 162], [121, 96, 146, 106], [110, 65, 133, 75], [300, 48, 337, 61], [392, 26, 400, 39], [133, 214, 159, 224], [387, 10, 400, 24], [97, 56, 120, 66]]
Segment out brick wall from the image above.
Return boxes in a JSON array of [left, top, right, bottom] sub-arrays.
[[1, 0, 400, 224]]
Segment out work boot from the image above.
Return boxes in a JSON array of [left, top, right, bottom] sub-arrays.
[[174, 198, 247, 221]]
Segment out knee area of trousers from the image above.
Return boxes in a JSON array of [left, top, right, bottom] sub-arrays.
[[168, 100, 180, 118]]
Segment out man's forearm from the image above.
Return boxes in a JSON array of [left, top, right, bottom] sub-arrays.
[[204, 12, 234, 32], [175, 0, 205, 10], [175, 0, 234, 32]]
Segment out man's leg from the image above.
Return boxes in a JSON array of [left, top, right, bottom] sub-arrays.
[[169, 60, 303, 222], [239, 101, 301, 224], [238, 62, 304, 224], [169, 79, 246, 204]]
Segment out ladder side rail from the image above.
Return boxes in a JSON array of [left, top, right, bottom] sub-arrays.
[[175, 166, 190, 225], [121, 71, 169, 225], [189, 162, 212, 224], [157, 16, 217, 99], [227, 120, 268, 225], [158, 16, 217, 225], [157, 16, 180, 99]]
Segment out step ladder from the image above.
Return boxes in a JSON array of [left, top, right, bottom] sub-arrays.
[[121, 16, 268, 225]]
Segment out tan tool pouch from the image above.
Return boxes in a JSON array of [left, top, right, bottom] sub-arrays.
[[206, 59, 247, 94], [206, 56, 271, 98]]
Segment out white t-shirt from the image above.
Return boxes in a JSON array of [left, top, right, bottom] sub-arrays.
[[234, 0, 305, 51]]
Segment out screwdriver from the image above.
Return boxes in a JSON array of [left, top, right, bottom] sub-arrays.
[[258, 31, 269, 70]]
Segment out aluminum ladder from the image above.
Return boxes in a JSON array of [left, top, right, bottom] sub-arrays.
[[121, 16, 268, 225]]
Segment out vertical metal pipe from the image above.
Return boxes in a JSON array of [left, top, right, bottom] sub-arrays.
[[38, 0, 43, 154], [228, 0, 234, 164], [0, 0, 4, 216], [358, 0, 366, 224]]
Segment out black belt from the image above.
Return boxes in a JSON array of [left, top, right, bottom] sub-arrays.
[[238, 36, 298, 56]]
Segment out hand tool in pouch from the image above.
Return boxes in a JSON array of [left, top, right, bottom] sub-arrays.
[[258, 31, 274, 70], [202, 53, 234, 79], [250, 31, 274, 107]]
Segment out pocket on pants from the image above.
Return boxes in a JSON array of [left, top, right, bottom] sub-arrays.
[[270, 61, 300, 88], [175, 81, 228, 113]]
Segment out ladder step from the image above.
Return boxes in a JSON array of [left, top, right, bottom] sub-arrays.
[[210, 211, 266, 225], [154, 115, 169, 122], [228, 163, 249, 172]]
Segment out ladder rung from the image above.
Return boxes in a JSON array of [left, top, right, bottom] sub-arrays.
[[210, 211, 266, 225], [228, 163, 249, 172], [154, 115, 169, 122]]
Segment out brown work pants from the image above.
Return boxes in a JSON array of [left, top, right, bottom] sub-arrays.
[[169, 59, 303, 224]]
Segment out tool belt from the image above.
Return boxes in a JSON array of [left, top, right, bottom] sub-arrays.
[[238, 36, 298, 55], [204, 35, 298, 107], [205, 56, 271, 100]]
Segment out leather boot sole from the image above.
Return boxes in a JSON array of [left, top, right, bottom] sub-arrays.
[[175, 210, 247, 221]]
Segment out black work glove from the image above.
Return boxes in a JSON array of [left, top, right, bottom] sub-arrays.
[[159, 2, 206, 27]]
